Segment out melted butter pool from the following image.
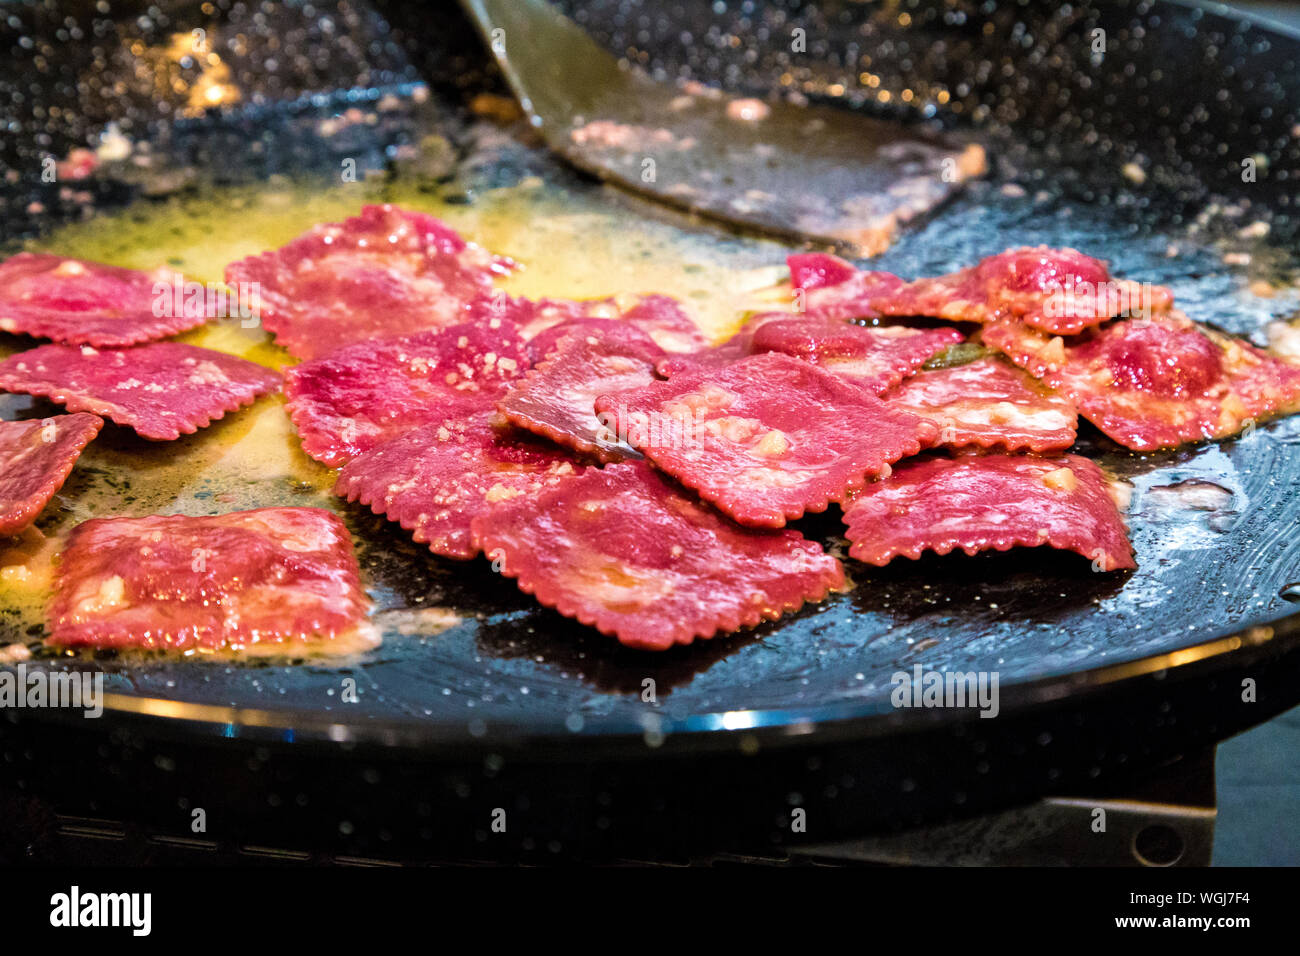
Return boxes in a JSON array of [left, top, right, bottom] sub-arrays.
[[0, 176, 789, 654]]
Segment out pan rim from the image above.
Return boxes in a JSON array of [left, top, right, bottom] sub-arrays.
[[11, 605, 1297, 754]]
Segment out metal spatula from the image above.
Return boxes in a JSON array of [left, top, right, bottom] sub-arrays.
[[459, 0, 986, 255]]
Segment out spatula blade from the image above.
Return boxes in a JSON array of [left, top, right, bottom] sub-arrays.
[[462, 0, 987, 254]]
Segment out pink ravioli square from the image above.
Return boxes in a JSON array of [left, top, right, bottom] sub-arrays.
[[499, 331, 662, 462], [284, 318, 531, 467], [842, 452, 1135, 571], [983, 312, 1300, 450], [749, 315, 965, 394], [513, 292, 705, 359], [595, 351, 939, 527], [224, 204, 512, 359], [0, 252, 212, 346], [792, 248, 1174, 335], [0, 412, 103, 536], [885, 355, 1078, 451], [0, 342, 280, 441], [471, 461, 845, 650], [48, 507, 373, 653], [335, 414, 585, 559]]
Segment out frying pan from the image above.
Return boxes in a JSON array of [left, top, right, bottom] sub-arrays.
[[2, 0, 1300, 864]]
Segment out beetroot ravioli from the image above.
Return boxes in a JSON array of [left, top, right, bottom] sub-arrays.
[[790, 247, 1172, 335], [0, 413, 102, 536], [514, 292, 705, 358], [0, 342, 280, 440], [0, 252, 214, 347], [983, 312, 1300, 450], [842, 453, 1135, 571], [49, 507, 372, 653], [336, 414, 584, 559], [284, 318, 531, 467], [30, 215, 1296, 656], [499, 331, 662, 462], [655, 311, 960, 389], [876, 246, 1172, 335], [225, 205, 512, 359], [471, 461, 845, 650], [749, 315, 964, 395], [596, 352, 938, 527], [885, 355, 1078, 451], [525, 314, 666, 366], [786, 252, 905, 322]]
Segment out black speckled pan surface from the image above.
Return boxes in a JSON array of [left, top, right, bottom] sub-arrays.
[[3, 1, 1300, 860]]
